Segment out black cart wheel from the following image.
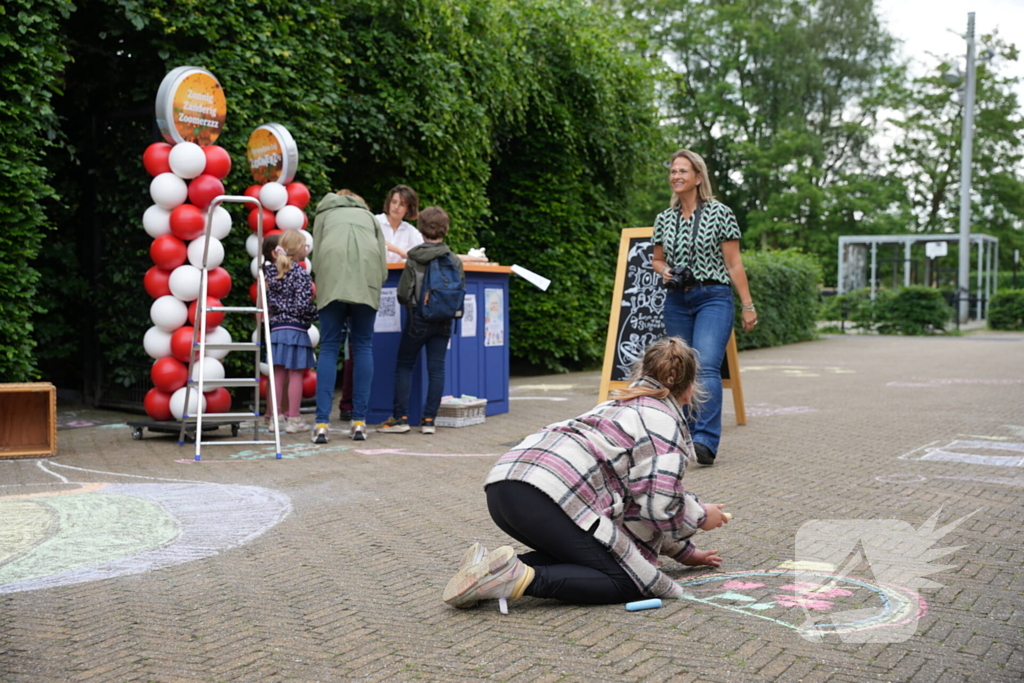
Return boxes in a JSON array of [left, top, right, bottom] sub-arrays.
[[131, 428, 144, 441], [231, 423, 240, 437]]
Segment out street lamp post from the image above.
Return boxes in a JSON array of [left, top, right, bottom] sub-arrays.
[[956, 12, 977, 324]]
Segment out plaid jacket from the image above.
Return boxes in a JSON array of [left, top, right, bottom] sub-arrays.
[[485, 377, 705, 598]]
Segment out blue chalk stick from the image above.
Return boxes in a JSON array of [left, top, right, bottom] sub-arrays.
[[625, 599, 663, 611]]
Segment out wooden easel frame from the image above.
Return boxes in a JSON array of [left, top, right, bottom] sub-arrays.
[[598, 227, 746, 425]]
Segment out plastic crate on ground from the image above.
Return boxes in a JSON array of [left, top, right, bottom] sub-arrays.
[[436, 398, 487, 428]]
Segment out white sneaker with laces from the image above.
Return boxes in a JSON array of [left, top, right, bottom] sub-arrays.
[[350, 420, 367, 441]]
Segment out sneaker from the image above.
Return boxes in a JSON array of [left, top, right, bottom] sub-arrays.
[[338, 408, 352, 422], [285, 416, 307, 434], [458, 542, 489, 572], [312, 423, 329, 444], [377, 416, 410, 433], [442, 546, 535, 609], [350, 420, 367, 441], [694, 442, 716, 466], [263, 415, 282, 432], [420, 418, 436, 435]]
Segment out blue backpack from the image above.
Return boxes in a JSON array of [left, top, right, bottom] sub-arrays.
[[418, 253, 465, 322]]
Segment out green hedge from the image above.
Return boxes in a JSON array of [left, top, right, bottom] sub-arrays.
[[0, 0, 74, 381], [989, 289, 1024, 330], [821, 286, 953, 335], [733, 249, 821, 351]]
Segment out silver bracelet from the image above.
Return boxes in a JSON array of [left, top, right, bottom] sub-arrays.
[[741, 303, 756, 311]]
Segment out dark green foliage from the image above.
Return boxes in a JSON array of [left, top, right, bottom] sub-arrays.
[[0, 0, 74, 381], [988, 290, 1024, 330], [733, 250, 821, 351], [821, 286, 953, 335]]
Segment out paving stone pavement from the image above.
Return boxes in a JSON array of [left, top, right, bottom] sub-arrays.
[[2, 331, 1023, 682]]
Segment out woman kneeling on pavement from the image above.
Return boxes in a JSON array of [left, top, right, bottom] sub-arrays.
[[443, 337, 729, 609]]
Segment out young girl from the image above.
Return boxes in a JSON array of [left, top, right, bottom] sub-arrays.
[[443, 337, 728, 609], [264, 229, 317, 434]]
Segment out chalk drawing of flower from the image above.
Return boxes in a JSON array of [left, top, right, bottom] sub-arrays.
[[780, 582, 854, 599], [773, 594, 833, 611], [722, 580, 765, 590]]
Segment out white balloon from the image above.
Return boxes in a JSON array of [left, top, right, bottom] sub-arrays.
[[143, 326, 173, 359], [246, 233, 260, 258], [168, 142, 206, 179], [143, 205, 171, 238], [169, 387, 206, 421], [251, 256, 260, 280], [190, 356, 225, 381], [204, 326, 232, 360], [187, 235, 225, 269], [150, 295, 188, 332], [150, 173, 188, 210], [302, 228, 314, 254], [308, 325, 320, 347], [259, 361, 270, 376], [251, 328, 260, 344], [276, 205, 305, 230], [209, 206, 232, 240], [168, 264, 202, 301], [259, 182, 288, 211], [302, 258, 311, 272]]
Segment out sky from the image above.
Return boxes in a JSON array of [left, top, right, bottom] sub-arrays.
[[875, 0, 1024, 101]]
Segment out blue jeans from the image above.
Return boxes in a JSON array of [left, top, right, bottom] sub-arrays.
[[392, 312, 452, 421], [316, 301, 376, 423], [663, 284, 734, 454]]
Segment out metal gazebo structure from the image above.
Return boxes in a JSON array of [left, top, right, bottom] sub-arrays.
[[837, 233, 999, 319]]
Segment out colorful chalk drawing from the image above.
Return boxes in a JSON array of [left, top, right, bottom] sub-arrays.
[[899, 438, 1024, 467], [676, 569, 925, 643], [724, 402, 817, 417], [0, 461, 290, 594], [887, 378, 1024, 388]]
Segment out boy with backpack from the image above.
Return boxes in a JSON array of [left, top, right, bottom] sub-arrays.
[[378, 206, 465, 435]]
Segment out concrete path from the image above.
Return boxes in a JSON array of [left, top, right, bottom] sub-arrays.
[[2, 330, 1022, 682]]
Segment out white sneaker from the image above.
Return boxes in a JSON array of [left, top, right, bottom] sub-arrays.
[[311, 423, 329, 444], [442, 546, 534, 608], [285, 416, 307, 434], [350, 420, 367, 441]]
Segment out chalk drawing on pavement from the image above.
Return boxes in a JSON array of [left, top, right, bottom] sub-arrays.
[[899, 439, 1024, 467], [676, 569, 925, 642], [877, 473, 1024, 488], [0, 461, 290, 595], [741, 365, 856, 378], [887, 378, 1024, 388]]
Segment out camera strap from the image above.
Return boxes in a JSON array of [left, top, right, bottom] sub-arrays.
[[684, 202, 703, 264]]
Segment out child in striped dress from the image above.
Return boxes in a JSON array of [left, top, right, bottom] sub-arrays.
[[265, 229, 317, 434], [443, 337, 729, 608]]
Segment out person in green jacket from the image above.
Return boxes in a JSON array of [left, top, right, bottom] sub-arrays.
[[311, 190, 387, 443]]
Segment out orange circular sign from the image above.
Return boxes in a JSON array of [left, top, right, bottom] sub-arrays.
[[246, 123, 298, 184], [155, 67, 227, 146]]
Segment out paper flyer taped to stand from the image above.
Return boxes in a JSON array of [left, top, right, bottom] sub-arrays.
[[510, 264, 551, 291]]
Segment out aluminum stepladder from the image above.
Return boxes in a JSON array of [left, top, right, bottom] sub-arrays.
[[177, 194, 282, 460]]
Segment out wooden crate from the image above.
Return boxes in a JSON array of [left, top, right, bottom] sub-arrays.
[[0, 383, 57, 458]]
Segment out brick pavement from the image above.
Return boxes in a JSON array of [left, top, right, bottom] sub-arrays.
[[1, 330, 1023, 682]]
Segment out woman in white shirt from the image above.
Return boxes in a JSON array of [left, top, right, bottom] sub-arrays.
[[375, 185, 423, 262]]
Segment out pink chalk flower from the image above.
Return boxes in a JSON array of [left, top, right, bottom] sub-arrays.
[[722, 580, 765, 590], [773, 594, 833, 611], [780, 582, 854, 599]]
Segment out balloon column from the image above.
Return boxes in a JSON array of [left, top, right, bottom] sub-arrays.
[[142, 67, 233, 421], [244, 123, 319, 402]]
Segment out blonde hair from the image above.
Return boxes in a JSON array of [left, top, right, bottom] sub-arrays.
[[336, 188, 369, 210], [611, 337, 704, 409], [667, 149, 714, 209], [274, 229, 307, 279]]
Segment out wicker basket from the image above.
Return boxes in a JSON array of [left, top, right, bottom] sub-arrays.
[[436, 399, 487, 428]]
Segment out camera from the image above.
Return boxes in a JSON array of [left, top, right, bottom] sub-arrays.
[[664, 265, 698, 291]]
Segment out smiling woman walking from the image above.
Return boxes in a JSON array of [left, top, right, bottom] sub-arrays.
[[650, 149, 756, 467]]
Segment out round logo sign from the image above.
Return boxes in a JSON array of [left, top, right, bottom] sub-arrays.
[[246, 124, 299, 184], [155, 67, 227, 146]]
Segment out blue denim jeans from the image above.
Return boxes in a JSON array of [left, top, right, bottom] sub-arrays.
[[392, 312, 452, 421], [316, 301, 377, 423], [663, 284, 734, 454]]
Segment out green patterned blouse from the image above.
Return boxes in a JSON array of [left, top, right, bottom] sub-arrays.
[[653, 200, 742, 284]]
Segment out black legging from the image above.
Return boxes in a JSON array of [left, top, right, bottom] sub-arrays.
[[486, 480, 645, 604]]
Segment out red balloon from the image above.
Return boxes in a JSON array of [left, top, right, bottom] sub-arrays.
[[169, 204, 206, 241], [143, 143, 173, 177], [247, 208, 276, 233], [144, 266, 172, 298], [144, 387, 174, 421], [151, 356, 189, 393], [150, 234, 187, 270], [285, 182, 311, 209], [299, 258, 309, 271], [258, 375, 268, 399], [204, 387, 232, 413], [243, 184, 262, 200], [302, 369, 317, 398], [202, 146, 232, 180], [188, 174, 225, 210], [302, 213, 308, 230], [188, 297, 224, 328], [310, 282, 316, 300], [249, 281, 259, 304], [264, 228, 282, 240], [170, 326, 198, 363], [206, 267, 232, 299]]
